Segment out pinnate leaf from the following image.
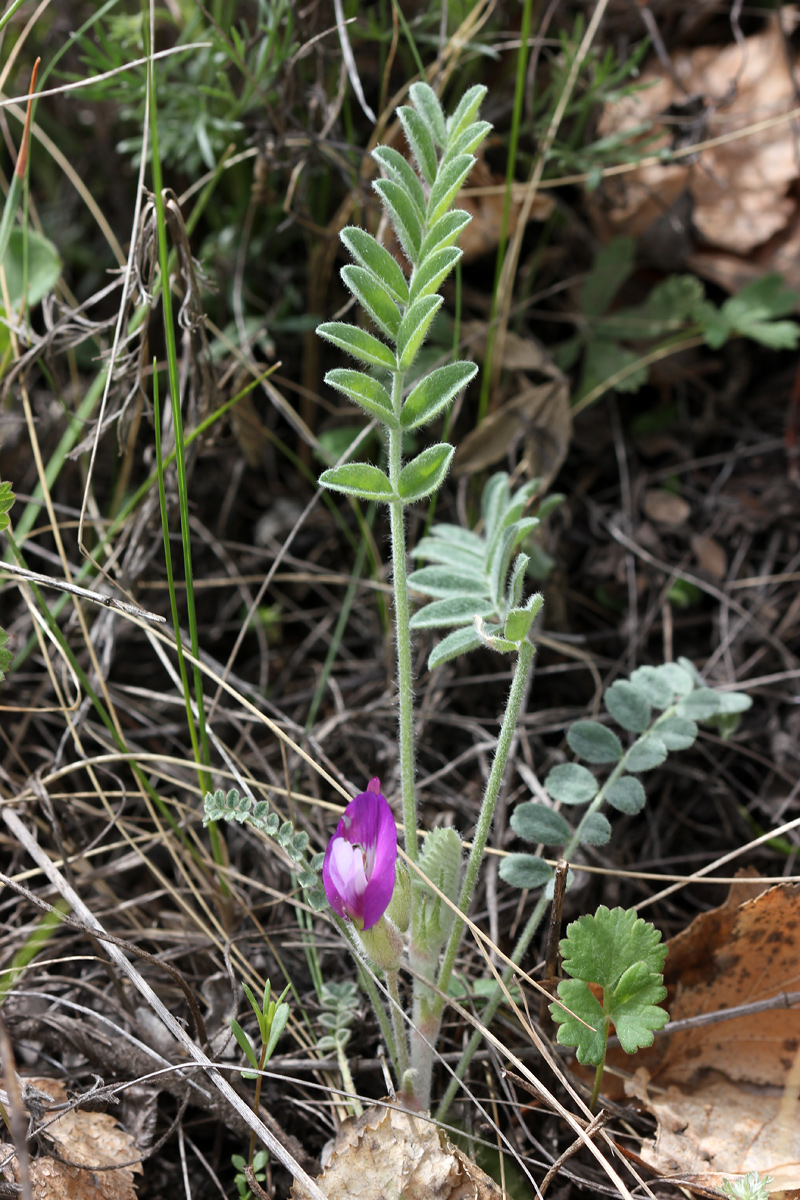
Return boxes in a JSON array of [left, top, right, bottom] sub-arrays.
[[324, 369, 394, 424], [676, 687, 722, 720], [427, 154, 476, 226], [446, 84, 487, 142], [577, 811, 612, 846], [545, 762, 598, 805], [398, 105, 437, 183], [657, 715, 697, 751], [398, 443, 454, 504], [409, 81, 447, 146], [396, 295, 443, 370], [371, 146, 426, 217], [319, 463, 394, 501], [407, 565, 487, 598], [428, 625, 484, 669], [605, 775, 646, 814], [341, 265, 401, 339], [340, 227, 409, 305], [317, 322, 396, 370], [373, 178, 423, 263], [401, 361, 477, 429], [409, 246, 461, 303], [624, 733, 667, 772], [419, 210, 472, 260], [409, 596, 495, 629], [567, 721, 623, 764]]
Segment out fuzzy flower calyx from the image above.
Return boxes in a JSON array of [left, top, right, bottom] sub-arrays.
[[322, 779, 398, 930]]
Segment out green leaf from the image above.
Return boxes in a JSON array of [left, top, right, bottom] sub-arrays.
[[624, 733, 667, 772], [577, 811, 612, 846], [604, 680, 650, 732], [739, 319, 799, 350], [561, 906, 668, 986], [325, 369, 394, 423], [579, 236, 635, 318], [317, 322, 396, 370], [396, 295, 443, 370], [545, 762, 599, 806], [716, 691, 753, 714], [230, 1018, 260, 1070], [340, 227, 409, 305], [0, 480, 15, 533], [341, 265, 401, 339], [428, 625, 484, 669], [426, 523, 484, 554], [407, 565, 488, 598], [409, 247, 461, 303], [676, 688, 722, 720], [656, 715, 697, 751], [443, 121, 492, 162], [409, 81, 447, 146], [605, 776, 646, 814], [610, 962, 669, 1054], [578, 337, 647, 398], [409, 596, 496, 629], [511, 802, 571, 846], [446, 84, 487, 142], [419, 210, 472, 260], [567, 721, 623, 764], [371, 146, 426, 217], [426, 154, 476, 226], [550, 977, 607, 1065], [659, 662, 695, 697], [401, 361, 477, 429], [373, 179, 423, 264], [628, 666, 676, 710], [0, 629, 13, 685], [319, 463, 394, 501], [264, 1001, 290, 1061], [412, 536, 483, 569], [397, 442, 453, 503], [503, 595, 542, 643], [499, 853, 553, 890], [398, 104, 438, 184], [2, 228, 61, 310]]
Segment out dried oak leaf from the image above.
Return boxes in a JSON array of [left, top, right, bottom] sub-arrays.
[[1, 1077, 141, 1200], [290, 1101, 503, 1200], [610, 882, 800, 1193]]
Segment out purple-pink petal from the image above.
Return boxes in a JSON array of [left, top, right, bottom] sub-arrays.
[[322, 782, 398, 930]]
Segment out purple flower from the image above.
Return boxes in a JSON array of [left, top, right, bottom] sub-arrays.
[[322, 779, 398, 930]]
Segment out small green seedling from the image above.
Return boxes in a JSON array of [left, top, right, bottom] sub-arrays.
[[550, 906, 668, 1110], [720, 1171, 774, 1200], [232, 1148, 269, 1200], [0, 480, 14, 684], [230, 977, 291, 1080], [316, 981, 363, 1117]]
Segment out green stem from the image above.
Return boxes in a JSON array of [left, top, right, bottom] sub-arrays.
[[386, 969, 409, 1081], [387, 370, 417, 863], [336, 1040, 363, 1117]]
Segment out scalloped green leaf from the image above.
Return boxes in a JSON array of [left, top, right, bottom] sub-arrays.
[[605, 776, 646, 814], [657, 715, 697, 751], [511, 802, 570, 847], [624, 733, 668, 772], [319, 463, 394, 501], [561, 905, 668, 985], [371, 146, 426, 217], [428, 625, 485, 669], [409, 247, 461, 304], [396, 295, 443, 370], [605, 680, 651, 733], [544, 762, 599, 805], [426, 154, 476, 226], [577, 811, 612, 846], [398, 104, 437, 184], [550, 978, 606, 1065], [499, 853, 553, 890], [373, 178, 423, 264], [340, 227, 409, 305], [401, 360, 477, 429], [325, 369, 394, 423], [341, 264, 401, 339], [567, 721, 623, 764], [317, 322, 396, 370]]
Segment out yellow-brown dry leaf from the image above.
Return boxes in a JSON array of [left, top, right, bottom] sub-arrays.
[[594, 20, 800, 263], [1, 1078, 141, 1200], [290, 1101, 503, 1200], [691, 534, 727, 580], [642, 489, 691, 526], [606, 883, 800, 1193]]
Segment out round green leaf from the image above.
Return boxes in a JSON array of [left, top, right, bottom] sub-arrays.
[[628, 666, 675, 710], [3, 229, 61, 309], [567, 721, 623, 764], [657, 715, 698, 751], [715, 691, 752, 714], [604, 680, 651, 732], [511, 802, 571, 847], [319, 463, 394, 502], [577, 812, 612, 846], [624, 733, 667, 772], [398, 443, 453, 504], [658, 662, 695, 697], [676, 688, 721, 720], [499, 853, 553, 890], [605, 776, 646, 814], [544, 762, 598, 806]]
